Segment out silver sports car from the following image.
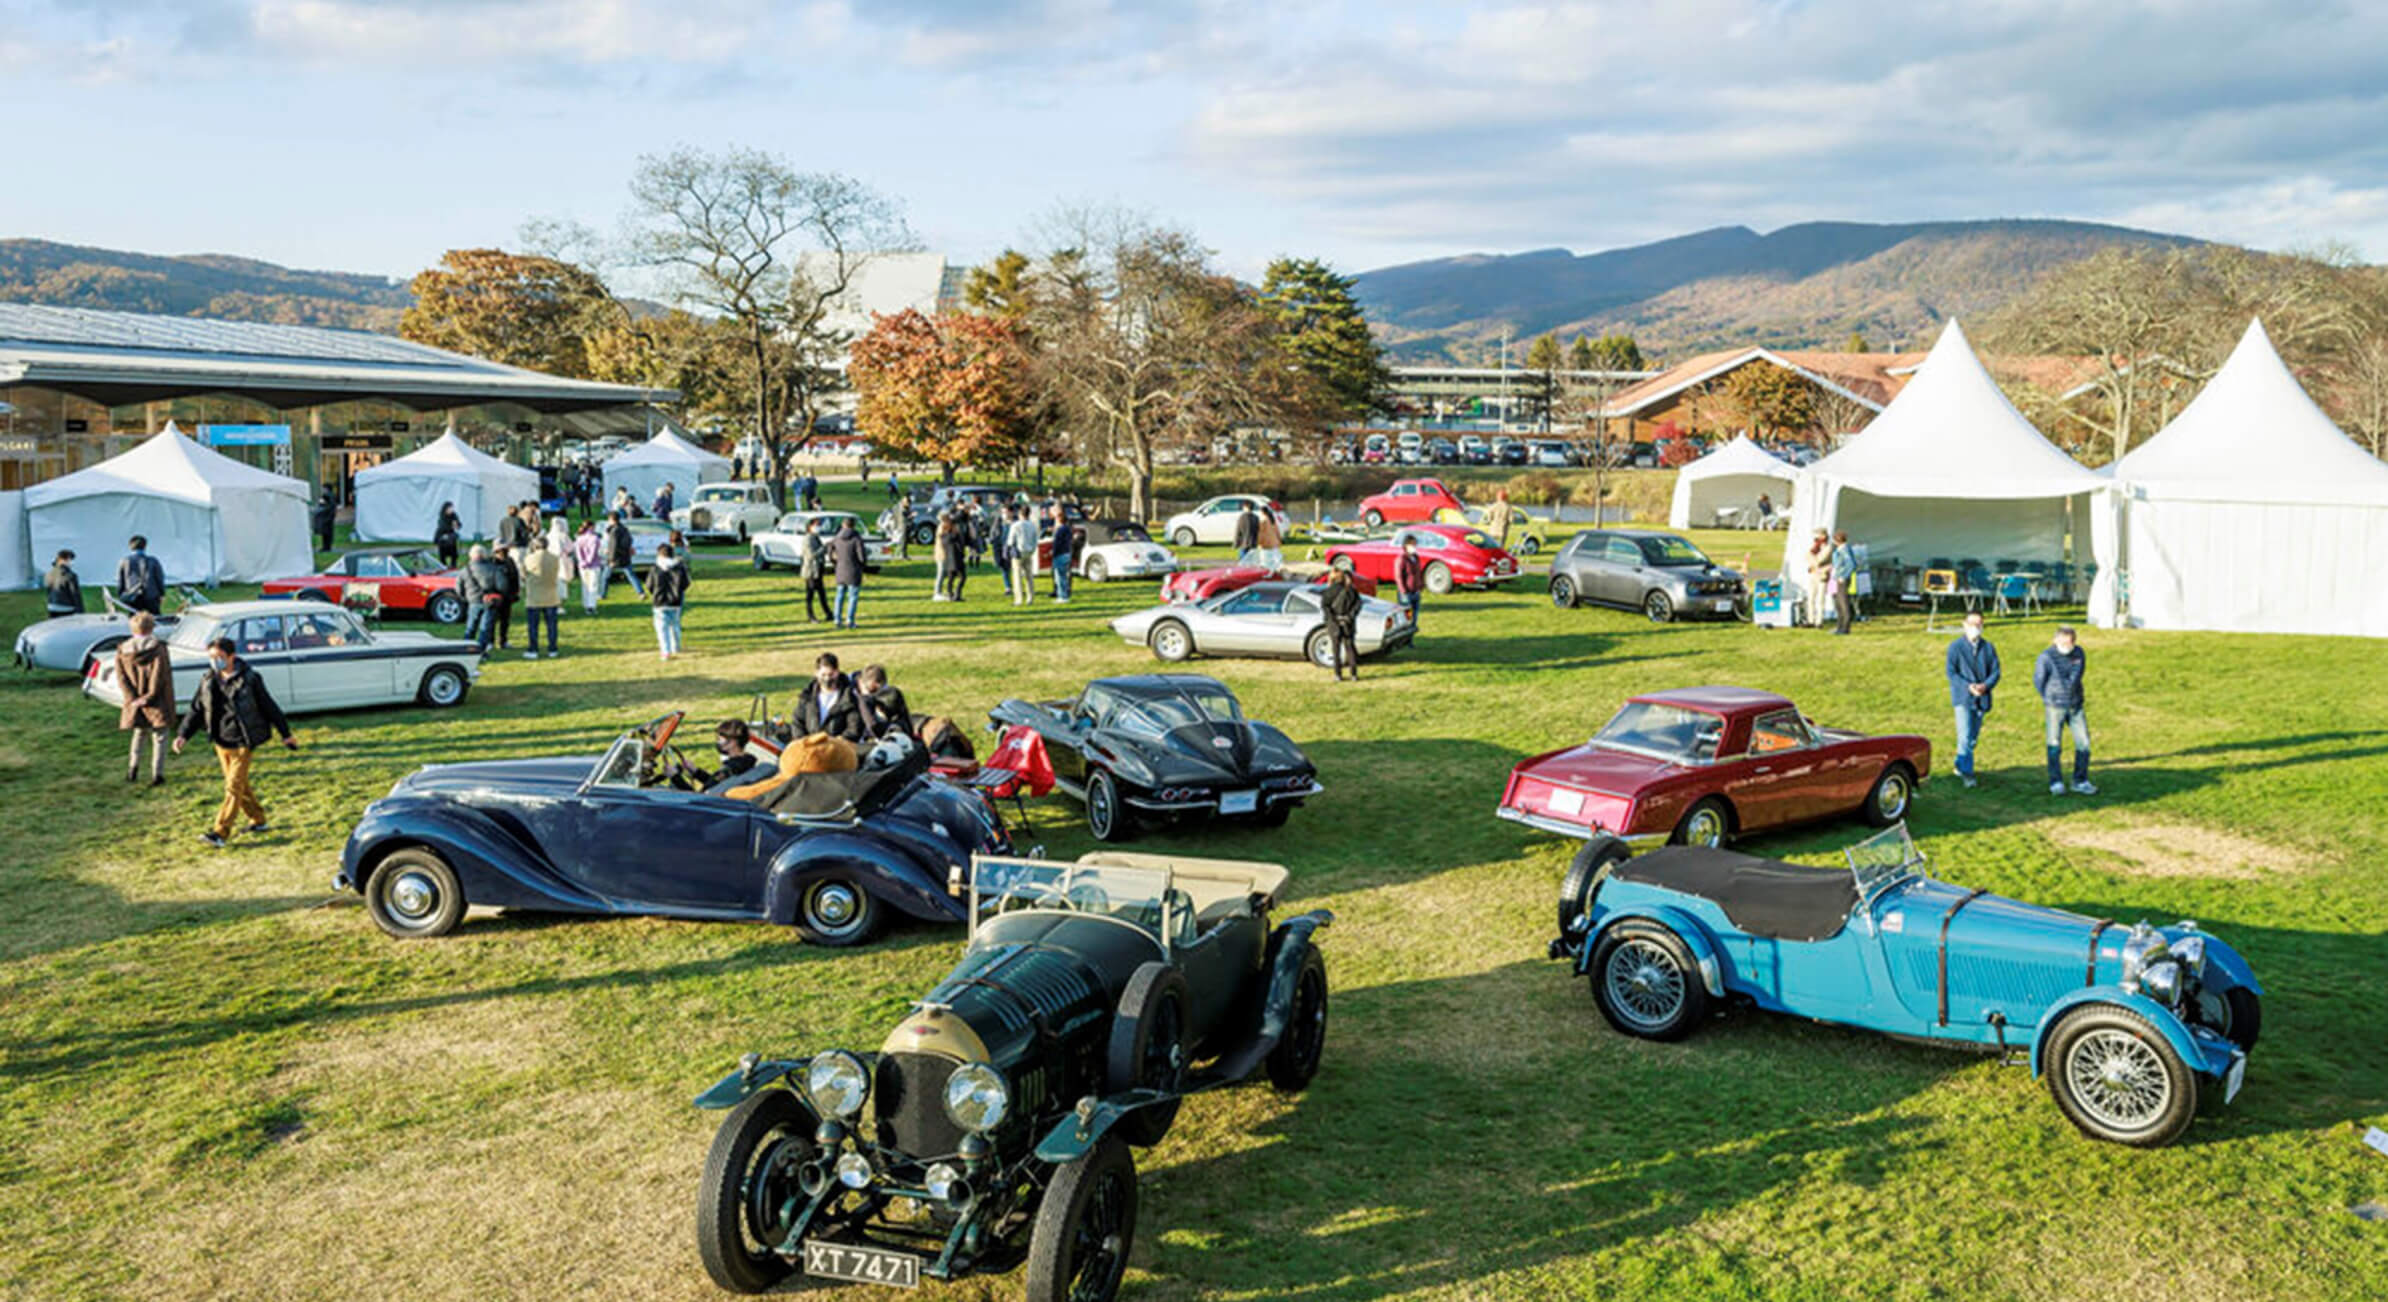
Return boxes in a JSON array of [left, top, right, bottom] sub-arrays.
[[13, 586, 204, 674], [1109, 580, 1415, 667]]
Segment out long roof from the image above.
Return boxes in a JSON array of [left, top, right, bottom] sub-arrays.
[[0, 303, 676, 412]]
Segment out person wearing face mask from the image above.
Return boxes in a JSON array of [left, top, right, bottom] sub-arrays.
[[1944, 610, 2001, 789], [692, 718, 762, 790], [792, 652, 868, 743], [172, 636, 297, 848], [2034, 625, 2095, 797]]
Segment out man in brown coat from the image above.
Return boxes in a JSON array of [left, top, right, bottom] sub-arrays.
[[114, 611, 177, 785]]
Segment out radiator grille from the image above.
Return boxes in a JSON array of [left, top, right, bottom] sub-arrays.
[[874, 1052, 963, 1158]]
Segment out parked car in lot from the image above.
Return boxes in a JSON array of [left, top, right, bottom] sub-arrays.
[[1493, 437, 1527, 465], [1458, 434, 1491, 464], [1548, 824, 2258, 1147], [1160, 494, 1288, 548], [1112, 579, 1413, 668], [1498, 685, 1929, 852], [1361, 433, 1390, 464], [1547, 528, 1747, 621], [86, 598, 482, 714], [691, 850, 1331, 1299], [13, 584, 204, 674], [672, 481, 782, 542], [1531, 440, 1575, 468], [260, 547, 466, 624], [1325, 523, 1520, 593], [1395, 431, 1425, 464], [1035, 519, 1178, 583], [1354, 477, 1464, 527], [749, 510, 889, 572], [1425, 437, 1460, 464]]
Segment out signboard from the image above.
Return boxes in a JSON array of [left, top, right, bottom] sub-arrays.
[[390, 420, 412, 433], [200, 423, 292, 447], [323, 433, 394, 451], [63, 418, 90, 433], [513, 422, 534, 434]]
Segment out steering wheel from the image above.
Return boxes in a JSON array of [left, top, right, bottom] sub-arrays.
[[658, 744, 703, 791]]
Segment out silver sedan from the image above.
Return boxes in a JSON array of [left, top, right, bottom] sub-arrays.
[[1109, 581, 1415, 667]]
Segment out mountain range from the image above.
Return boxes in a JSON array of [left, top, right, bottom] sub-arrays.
[[0, 238, 409, 331], [1353, 219, 2203, 363]]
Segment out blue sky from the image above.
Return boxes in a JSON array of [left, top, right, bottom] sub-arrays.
[[5, 0, 2386, 288]]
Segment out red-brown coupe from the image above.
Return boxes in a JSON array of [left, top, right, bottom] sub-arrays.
[[1498, 686, 1930, 851], [261, 547, 467, 625]]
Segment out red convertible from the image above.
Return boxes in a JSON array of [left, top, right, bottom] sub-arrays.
[[1324, 523, 1519, 594], [261, 547, 467, 625], [1161, 564, 1377, 603], [1498, 686, 1930, 851], [1357, 477, 1464, 526]]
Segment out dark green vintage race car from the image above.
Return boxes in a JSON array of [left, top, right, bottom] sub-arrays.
[[692, 851, 1333, 1300]]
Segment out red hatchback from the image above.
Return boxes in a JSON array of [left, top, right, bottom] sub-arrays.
[[1323, 523, 1519, 594], [261, 547, 467, 625], [1356, 478, 1464, 527], [1498, 686, 1931, 853]]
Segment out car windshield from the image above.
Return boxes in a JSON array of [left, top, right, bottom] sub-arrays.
[[1108, 684, 1244, 738], [1590, 702, 1724, 764], [970, 856, 1175, 942], [1845, 824, 1926, 900], [1106, 523, 1152, 543], [166, 615, 222, 652], [1639, 536, 1711, 566], [390, 550, 442, 575], [589, 735, 645, 788], [696, 486, 744, 503]]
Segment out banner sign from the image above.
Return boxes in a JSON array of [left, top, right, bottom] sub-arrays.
[[323, 433, 394, 451], [200, 423, 291, 447]]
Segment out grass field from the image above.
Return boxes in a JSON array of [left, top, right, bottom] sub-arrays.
[[3, 480, 2385, 1301]]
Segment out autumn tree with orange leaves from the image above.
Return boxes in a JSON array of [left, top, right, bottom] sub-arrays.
[[850, 309, 1039, 480]]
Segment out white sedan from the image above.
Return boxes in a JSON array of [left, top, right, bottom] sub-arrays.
[[670, 482, 781, 542], [84, 600, 484, 714], [1160, 494, 1290, 548], [748, 510, 891, 572]]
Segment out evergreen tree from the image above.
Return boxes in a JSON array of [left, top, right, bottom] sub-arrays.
[[1257, 257, 1390, 420]]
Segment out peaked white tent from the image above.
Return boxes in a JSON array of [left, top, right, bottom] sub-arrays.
[[352, 429, 539, 543], [24, 424, 313, 583], [2110, 319, 2388, 637], [1776, 320, 2116, 622], [601, 427, 730, 510], [1669, 435, 1797, 528]]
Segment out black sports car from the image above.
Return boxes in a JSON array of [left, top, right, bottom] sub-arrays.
[[336, 711, 1008, 945], [693, 850, 1332, 1301], [987, 674, 1323, 841]]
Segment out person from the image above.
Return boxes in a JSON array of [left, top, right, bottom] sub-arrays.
[[1394, 535, 1426, 625], [518, 535, 563, 659], [799, 518, 831, 624], [801, 472, 821, 513], [652, 481, 676, 523], [497, 502, 530, 550], [1829, 529, 1856, 636], [1048, 506, 1077, 603], [887, 472, 902, 502], [117, 536, 165, 616], [731, 454, 744, 482], [311, 493, 336, 555], [793, 653, 868, 742], [460, 545, 503, 650], [1804, 528, 1833, 628], [991, 504, 1015, 597], [2035, 625, 2095, 796], [603, 512, 643, 597], [172, 635, 296, 848], [611, 486, 636, 519], [1321, 566, 1362, 682], [1483, 489, 1515, 551], [1233, 501, 1261, 561], [692, 719, 761, 789], [648, 543, 690, 661], [573, 521, 604, 614], [938, 510, 970, 602], [1253, 504, 1284, 572], [892, 493, 913, 562], [42, 549, 84, 618], [114, 611, 175, 785], [1007, 506, 1038, 606], [1756, 492, 1777, 527], [857, 454, 869, 485], [1944, 611, 2001, 789], [434, 502, 462, 568], [490, 542, 520, 650], [857, 664, 914, 740], [830, 516, 867, 628]]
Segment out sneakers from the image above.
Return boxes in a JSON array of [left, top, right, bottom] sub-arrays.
[[2049, 781, 2066, 796], [125, 766, 138, 783], [2071, 780, 2098, 795], [201, 833, 227, 848], [523, 651, 538, 659], [245, 822, 271, 833], [1960, 775, 1979, 789]]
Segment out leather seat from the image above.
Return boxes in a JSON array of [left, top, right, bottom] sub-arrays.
[[1611, 846, 1858, 942]]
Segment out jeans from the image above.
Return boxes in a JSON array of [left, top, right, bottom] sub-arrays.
[[1401, 591, 1421, 623], [468, 601, 498, 650], [606, 564, 644, 597], [526, 605, 558, 654], [652, 605, 682, 656], [835, 583, 860, 626], [1052, 553, 1073, 601], [1953, 704, 1986, 778], [2045, 706, 2091, 784]]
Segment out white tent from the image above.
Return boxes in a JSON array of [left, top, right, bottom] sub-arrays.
[[1776, 320, 2117, 623], [1669, 434, 1797, 528], [352, 429, 539, 543], [24, 424, 313, 583], [2109, 319, 2388, 637], [601, 427, 729, 510]]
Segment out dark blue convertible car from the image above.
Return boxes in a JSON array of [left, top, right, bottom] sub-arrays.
[[338, 712, 1009, 945]]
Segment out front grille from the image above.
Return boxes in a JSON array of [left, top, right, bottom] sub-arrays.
[[874, 1052, 964, 1158], [689, 507, 714, 529]]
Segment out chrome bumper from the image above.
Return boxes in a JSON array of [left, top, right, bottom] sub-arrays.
[[1124, 779, 1323, 814], [1496, 805, 1666, 850]]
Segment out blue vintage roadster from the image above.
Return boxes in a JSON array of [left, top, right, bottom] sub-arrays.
[[1549, 826, 2261, 1146], [337, 711, 1009, 945]]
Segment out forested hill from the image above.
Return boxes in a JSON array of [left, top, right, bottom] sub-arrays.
[[0, 239, 409, 331]]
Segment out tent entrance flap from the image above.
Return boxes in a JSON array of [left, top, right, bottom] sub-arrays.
[[1830, 490, 2085, 565]]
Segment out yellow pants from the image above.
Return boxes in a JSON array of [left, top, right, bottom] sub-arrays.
[[213, 745, 266, 837]]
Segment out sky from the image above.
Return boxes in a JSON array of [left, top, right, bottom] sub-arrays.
[[4, 0, 2387, 289]]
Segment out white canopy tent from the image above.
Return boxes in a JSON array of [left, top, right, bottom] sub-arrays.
[[601, 426, 729, 510], [352, 429, 539, 543], [1775, 321, 2117, 624], [2110, 319, 2388, 637], [1669, 434, 1797, 528], [23, 424, 313, 583]]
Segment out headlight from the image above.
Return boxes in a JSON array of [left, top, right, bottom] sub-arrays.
[[942, 1061, 1009, 1133], [835, 1151, 874, 1190], [2119, 924, 2171, 996], [806, 1051, 869, 1118], [2140, 959, 2184, 1006]]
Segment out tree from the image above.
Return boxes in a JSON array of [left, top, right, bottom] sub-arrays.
[[1720, 363, 1818, 438], [584, 308, 743, 427], [1567, 333, 1596, 371], [962, 249, 1033, 320], [1844, 330, 1871, 353], [1989, 246, 2195, 465], [400, 249, 615, 377], [1523, 333, 1563, 432], [850, 309, 1038, 478], [1582, 332, 1645, 371], [1256, 257, 1389, 430]]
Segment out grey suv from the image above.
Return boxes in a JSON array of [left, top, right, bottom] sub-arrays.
[[1547, 529, 1748, 622]]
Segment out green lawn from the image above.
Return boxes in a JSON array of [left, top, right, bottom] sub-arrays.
[[2, 479, 2384, 1301]]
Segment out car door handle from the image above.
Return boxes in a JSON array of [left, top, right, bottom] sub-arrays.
[[1753, 766, 1773, 774]]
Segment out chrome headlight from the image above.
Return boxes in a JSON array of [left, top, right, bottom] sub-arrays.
[[942, 1061, 1010, 1134], [2119, 924, 2172, 996], [2171, 933, 2207, 977], [806, 1051, 869, 1119], [2139, 959, 2185, 1006]]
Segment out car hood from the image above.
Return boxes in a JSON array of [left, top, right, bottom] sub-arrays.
[[1518, 743, 1680, 794], [17, 613, 133, 642], [396, 755, 600, 796], [1112, 720, 1309, 783]]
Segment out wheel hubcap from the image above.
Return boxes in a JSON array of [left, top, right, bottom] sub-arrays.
[[1878, 775, 1908, 818], [806, 883, 861, 934], [1553, 580, 1572, 606], [1605, 940, 1685, 1028], [389, 871, 436, 920], [1687, 810, 1723, 845], [2066, 1028, 2172, 1129]]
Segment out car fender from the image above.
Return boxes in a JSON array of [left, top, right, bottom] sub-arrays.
[[762, 833, 963, 926], [1582, 905, 1725, 997], [2028, 989, 2235, 1080], [2191, 934, 2263, 997], [1248, 909, 1333, 1053], [694, 1057, 814, 1111], [342, 798, 607, 912]]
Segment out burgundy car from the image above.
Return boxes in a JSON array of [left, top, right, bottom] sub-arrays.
[[1161, 565, 1376, 603], [1324, 523, 1519, 594], [1498, 686, 1930, 852]]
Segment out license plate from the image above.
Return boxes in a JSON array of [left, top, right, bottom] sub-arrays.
[[804, 1241, 921, 1288], [1547, 788, 1585, 816], [2224, 1053, 2246, 1104], [1220, 790, 1259, 815], [1713, 599, 1737, 612]]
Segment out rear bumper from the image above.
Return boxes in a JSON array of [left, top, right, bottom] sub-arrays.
[[1496, 805, 1667, 850]]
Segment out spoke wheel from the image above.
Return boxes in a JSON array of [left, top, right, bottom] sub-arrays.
[[696, 1090, 810, 1294], [1550, 575, 1577, 608], [1643, 589, 1675, 622], [2046, 1004, 2198, 1147], [427, 591, 466, 625], [1025, 1137, 1138, 1302], [1148, 621, 1192, 663], [1589, 923, 1708, 1040], [1086, 770, 1135, 843]]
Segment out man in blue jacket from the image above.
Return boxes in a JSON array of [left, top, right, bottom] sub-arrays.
[[1944, 611, 2000, 788], [2034, 625, 2094, 796]]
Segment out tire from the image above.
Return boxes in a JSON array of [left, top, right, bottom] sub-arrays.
[[1172, 526, 1197, 548], [1304, 628, 1335, 668], [1643, 589, 1675, 622], [735, 522, 748, 543], [1362, 509, 1384, 528], [794, 874, 883, 947], [1424, 562, 1454, 595], [426, 591, 466, 625], [1147, 620, 1193, 663], [695, 1090, 810, 1294], [1556, 836, 1630, 936], [1023, 1137, 1137, 1302], [750, 550, 768, 571], [1670, 797, 1731, 848], [1589, 921, 1709, 1040], [1265, 944, 1329, 1092], [364, 847, 466, 938], [1085, 555, 1109, 584], [1516, 536, 1541, 557], [1862, 763, 1916, 827], [1085, 769, 1136, 843], [1106, 963, 1189, 1146], [416, 664, 470, 709], [2194, 985, 2261, 1053], [2045, 1003, 2199, 1147], [1549, 574, 1578, 608]]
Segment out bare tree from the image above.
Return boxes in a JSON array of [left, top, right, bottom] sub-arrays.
[[1990, 246, 2195, 465]]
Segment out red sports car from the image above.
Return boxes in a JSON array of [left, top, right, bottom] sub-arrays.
[[1356, 477, 1464, 526], [1498, 686, 1931, 852], [1160, 565, 1377, 603], [1323, 523, 1519, 593], [261, 547, 467, 625]]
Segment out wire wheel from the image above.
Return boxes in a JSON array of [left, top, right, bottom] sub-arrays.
[[2064, 1029, 2173, 1130], [1602, 937, 1687, 1032]]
